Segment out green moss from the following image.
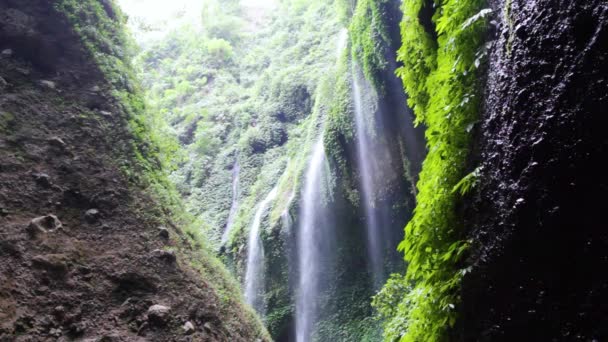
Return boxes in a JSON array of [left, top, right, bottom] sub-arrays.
[[324, 48, 359, 206], [349, 0, 392, 90], [504, 0, 515, 56], [394, 0, 437, 125], [0, 111, 15, 132], [373, 0, 490, 341]]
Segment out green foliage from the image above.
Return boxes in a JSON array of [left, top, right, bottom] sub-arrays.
[[206, 38, 234, 65], [394, 0, 437, 125], [452, 166, 481, 196], [55, 0, 182, 177], [372, 273, 411, 340], [201, 0, 244, 43], [349, 0, 392, 89], [324, 48, 359, 206], [336, 0, 356, 25], [0, 111, 15, 133], [375, 0, 490, 341]]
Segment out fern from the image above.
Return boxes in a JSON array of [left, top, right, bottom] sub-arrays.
[[452, 167, 481, 195]]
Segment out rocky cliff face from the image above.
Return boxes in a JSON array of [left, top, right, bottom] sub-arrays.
[[461, 0, 608, 340], [0, 1, 268, 340]]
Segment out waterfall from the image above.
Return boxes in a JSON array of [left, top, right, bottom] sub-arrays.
[[244, 185, 278, 314], [222, 160, 240, 243], [336, 28, 348, 59], [294, 28, 349, 342], [296, 137, 327, 342], [352, 65, 385, 288], [281, 190, 295, 231]]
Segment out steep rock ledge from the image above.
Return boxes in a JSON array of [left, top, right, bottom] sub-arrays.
[[0, 1, 268, 341], [461, 0, 608, 340]]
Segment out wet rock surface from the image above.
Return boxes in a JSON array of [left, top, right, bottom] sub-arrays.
[[460, 0, 608, 340]]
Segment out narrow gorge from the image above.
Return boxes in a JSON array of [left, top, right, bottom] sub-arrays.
[[1, 0, 606, 341]]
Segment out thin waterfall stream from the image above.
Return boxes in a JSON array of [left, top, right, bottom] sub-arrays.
[[244, 185, 278, 314], [222, 160, 240, 243], [295, 28, 348, 341], [352, 65, 386, 288], [295, 137, 327, 342]]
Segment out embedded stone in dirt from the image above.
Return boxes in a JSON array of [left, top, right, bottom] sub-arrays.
[[31, 254, 69, 276], [67, 321, 87, 337], [158, 227, 170, 239], [147, 304, 171, 325], [16, 67, 29, 75], [32, 172, 51, 187], [183, 321, 195, 335], [48, 136, 66, 148], [85, 208, 101, 224], [39, 80, 56, 89], [95, 334, 123, 342], [26, 214, 62, 238], [111, 271, 158, 295], [151, 249, 176, 263], [0, 240, 21, 257]]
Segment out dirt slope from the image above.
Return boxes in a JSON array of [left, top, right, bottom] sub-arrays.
[[0, 1, 268, 341]]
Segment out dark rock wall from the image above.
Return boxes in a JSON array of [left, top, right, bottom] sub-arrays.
[[461, 1, 608, 340]]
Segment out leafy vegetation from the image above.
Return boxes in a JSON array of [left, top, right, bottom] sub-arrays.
[[60, 0, 482, 340], [125, 0, 385, 339], [373, 0, 490, 340], [349, 0, 392, 89]]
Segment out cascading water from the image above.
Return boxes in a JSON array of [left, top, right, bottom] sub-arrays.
[[244, 185, 278, 314], [294, 28, 348, 342], [222, 160, 240, 243], [336, 28, 348, 59], [352, 65, 386, 288], [296, 137, 327, 342], [295, 29, 348, 341], [281, 191, 295, 231]]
